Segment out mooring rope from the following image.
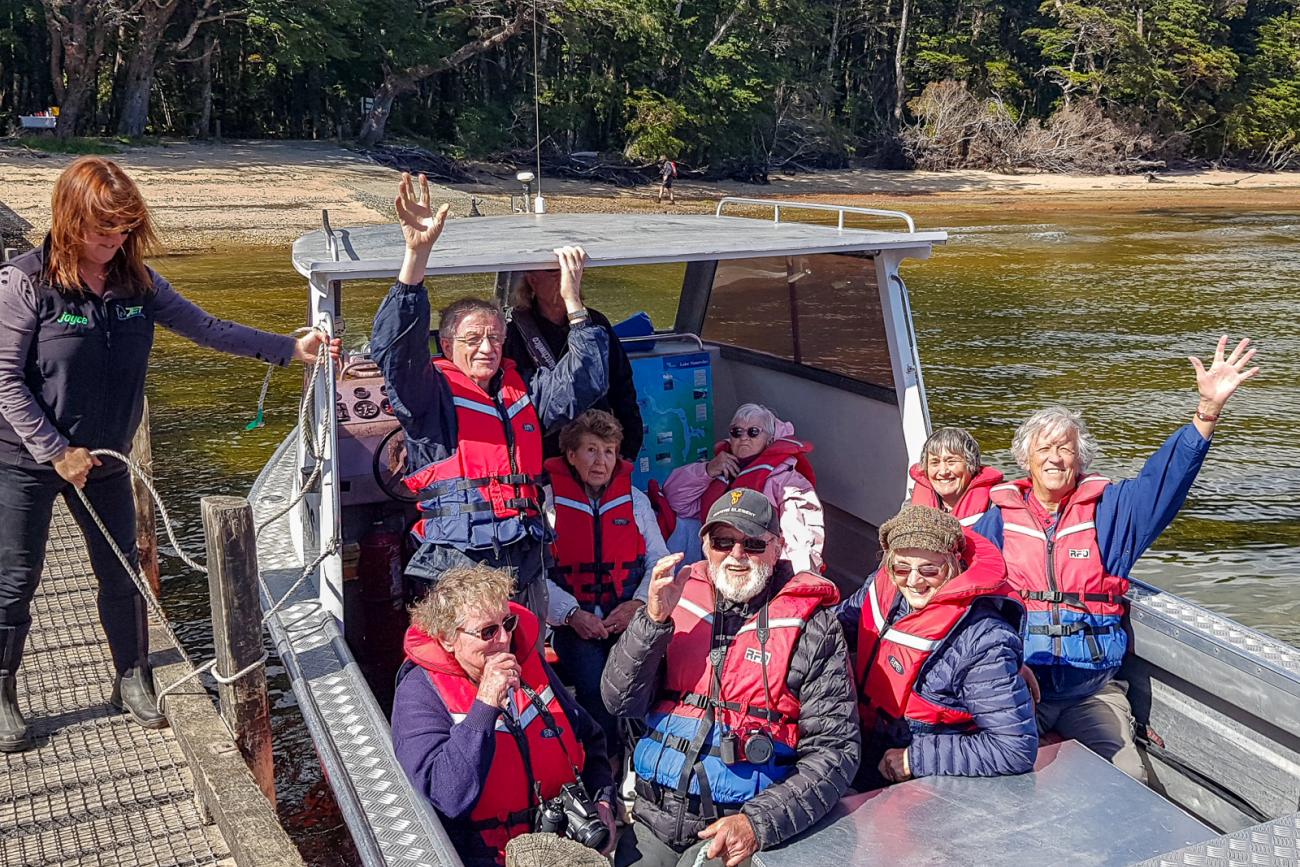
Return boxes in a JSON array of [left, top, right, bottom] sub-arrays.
[[70, 325, 342, 713]]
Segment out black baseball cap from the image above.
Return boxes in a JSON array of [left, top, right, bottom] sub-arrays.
[[700, 488, 780, 539]]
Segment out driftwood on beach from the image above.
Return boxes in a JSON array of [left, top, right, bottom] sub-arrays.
[[355, 144, 477, 183]]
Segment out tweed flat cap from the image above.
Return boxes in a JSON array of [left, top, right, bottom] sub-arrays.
[[879, 504, 964, 554]]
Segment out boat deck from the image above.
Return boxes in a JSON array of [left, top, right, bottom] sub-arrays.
[[0, 504, 232, 867]]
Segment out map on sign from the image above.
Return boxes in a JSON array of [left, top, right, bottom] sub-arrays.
[[630, 350, 714, 490]]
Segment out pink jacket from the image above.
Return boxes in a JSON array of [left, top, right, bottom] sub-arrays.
[[662, 418, 825, 573]]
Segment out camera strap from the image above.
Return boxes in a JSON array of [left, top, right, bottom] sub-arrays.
[[518, 682, 586, 783], [498, 708, 543, 816]]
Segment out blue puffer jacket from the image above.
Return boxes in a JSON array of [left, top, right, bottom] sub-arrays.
[[839, 593, 1038, 784]]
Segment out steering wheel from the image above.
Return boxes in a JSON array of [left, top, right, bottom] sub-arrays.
[[373, 425, 419, 503], [339, 357, 382, 380]]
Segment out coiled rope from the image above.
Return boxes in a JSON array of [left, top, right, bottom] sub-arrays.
[[70, 324, 340, 711]]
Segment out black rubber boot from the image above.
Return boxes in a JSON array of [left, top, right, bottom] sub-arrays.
[[110, 665, 168, 729], [0, 624, 33, 752]]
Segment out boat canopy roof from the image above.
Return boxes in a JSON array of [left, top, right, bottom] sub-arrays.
[[292, 211, 947, 282]]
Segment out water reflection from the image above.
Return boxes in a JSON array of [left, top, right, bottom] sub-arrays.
[[145, 204, 1299, 859]]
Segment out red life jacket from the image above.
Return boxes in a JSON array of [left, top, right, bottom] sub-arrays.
[[855, 531, 1014, 731], [546, 456, 647, 612], [632, 563, 839, 805], [403, 358, 544, 549], [646, 478, 678, 541], [403, 603, 585, 864], [697, 437, 816, 524], [908, 463, 1004, 526], [989, 475, 1128, 669]]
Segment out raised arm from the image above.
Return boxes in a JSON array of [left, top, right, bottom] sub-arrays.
[[371, 174, 451, 427], [601, 553, 684, 718], [528, 247, 610, 431], [1098, 336, 1260, 574]]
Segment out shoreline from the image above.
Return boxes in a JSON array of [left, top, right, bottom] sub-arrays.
[[3, 139, 1298, 252]]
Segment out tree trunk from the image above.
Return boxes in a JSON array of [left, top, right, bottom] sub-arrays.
[[43, 0, 112, 138], [356, 6, 531, 146], [116, 0, 179, 137], [190, 34, 216, 137], [892, 0, 911, 125]]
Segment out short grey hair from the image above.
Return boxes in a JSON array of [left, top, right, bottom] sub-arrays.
[[730, 403, 777, 438], [1011, 406, 1099, 472], [921, 427, 982, 472], [437, 297, 505, 349]]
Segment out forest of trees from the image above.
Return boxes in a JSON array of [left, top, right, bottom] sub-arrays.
[[1, 0, 1297, 172]]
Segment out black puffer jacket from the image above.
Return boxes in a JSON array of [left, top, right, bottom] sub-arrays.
[[601, 562, 859, 851]]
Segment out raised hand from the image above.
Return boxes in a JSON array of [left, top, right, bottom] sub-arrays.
[[645, 553, 686, 623], [553, 246, 587, 310], [1189, 335, 1260, 412], [396, 173, 450, 252]]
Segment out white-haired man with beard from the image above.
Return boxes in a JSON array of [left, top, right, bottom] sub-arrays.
[[602, 490, 859, 867]]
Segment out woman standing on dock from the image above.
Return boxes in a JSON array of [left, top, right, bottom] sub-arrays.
[[0, 156, 338, 752]]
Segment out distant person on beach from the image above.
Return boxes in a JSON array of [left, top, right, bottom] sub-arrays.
[[657, 156, 678, 205], [504, 267, 643, 460], [971, 337, 1260, 783], [0, 156, 339, 752], [371, 173, 608, 632]]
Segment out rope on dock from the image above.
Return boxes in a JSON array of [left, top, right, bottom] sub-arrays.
[[69, 326, 341, 712]]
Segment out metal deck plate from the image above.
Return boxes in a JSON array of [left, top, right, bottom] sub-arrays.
[[0, 506, 229, 867], [292, 213, 947, 281], [1138, 812, 1300, 867], [753, 742, 1211, 867], [252, 434, 461, 867]]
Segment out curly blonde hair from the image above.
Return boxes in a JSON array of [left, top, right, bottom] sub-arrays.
[[410, 564, 516, 640]]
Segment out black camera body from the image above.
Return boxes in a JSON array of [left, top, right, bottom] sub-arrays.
[[719, 724, 776, 765], [535, 782, 610, 851]]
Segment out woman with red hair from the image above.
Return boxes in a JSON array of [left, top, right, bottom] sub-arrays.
[[0, 157, 338, 752]]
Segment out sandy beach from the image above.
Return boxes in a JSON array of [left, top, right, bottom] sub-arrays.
[[2, 139, 1298, 251]]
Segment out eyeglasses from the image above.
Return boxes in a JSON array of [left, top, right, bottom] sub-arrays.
[[457, 613, 519, 642], [708, 533, 769, 555], [454, 331, 505, 348], [892, 563, 944, 579], [729, 426, 764, 439]]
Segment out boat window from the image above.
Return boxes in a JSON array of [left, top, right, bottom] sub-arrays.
[[701, 254, 895, 389]]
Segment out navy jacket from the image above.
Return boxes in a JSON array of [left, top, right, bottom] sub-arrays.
[[839, 594, 1037, 783], [371, 280, 609, 570], [972, 423, 1211, 701]]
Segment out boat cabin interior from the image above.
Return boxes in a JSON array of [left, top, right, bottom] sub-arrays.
[[252, 203, 1300, 867]]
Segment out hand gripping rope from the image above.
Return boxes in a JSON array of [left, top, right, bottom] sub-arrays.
[[70, 323, 341, 712]]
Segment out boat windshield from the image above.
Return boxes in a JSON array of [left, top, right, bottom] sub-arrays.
[[700, 253, 896, 395]]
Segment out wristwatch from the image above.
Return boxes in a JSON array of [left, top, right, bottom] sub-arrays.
[[563, 605, 579, 625]]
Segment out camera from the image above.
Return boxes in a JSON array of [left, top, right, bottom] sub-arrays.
[[719, 725, 776, 765], [535, 782, 610, 851]]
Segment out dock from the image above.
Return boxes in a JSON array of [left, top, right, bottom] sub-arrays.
[[1, 503, 301, 867]]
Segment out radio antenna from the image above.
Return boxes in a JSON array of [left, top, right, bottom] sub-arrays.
[[532, 0, 543, 206]]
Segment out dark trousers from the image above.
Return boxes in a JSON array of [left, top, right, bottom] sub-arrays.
[[551, 627, 619, 753], [0, 462, 147, 677]]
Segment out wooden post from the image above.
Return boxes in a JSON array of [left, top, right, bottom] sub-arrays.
[[202, 495, 275, 806], [130, 397, 161, 597]]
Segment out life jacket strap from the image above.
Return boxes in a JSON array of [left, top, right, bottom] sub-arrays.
[[423, 473, 541, 493], [1027, 621, 1117, 637], [423, 497, 539, 518], [660, 690, 788, 724], [645, 728, 796, 765], [1023, 590, 1123, 609], [468, 807, 534, 831]]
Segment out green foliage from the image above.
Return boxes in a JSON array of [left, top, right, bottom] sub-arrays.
[[0, 0, 1295, 167]]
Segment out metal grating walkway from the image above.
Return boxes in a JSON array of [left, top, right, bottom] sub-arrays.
[[1, 504, 233, 867]]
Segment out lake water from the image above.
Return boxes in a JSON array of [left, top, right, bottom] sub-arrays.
[[145, 203, 1299, 861]]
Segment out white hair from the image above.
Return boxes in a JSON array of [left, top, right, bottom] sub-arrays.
[[1011, 406, 1099, 472], [709, 557, 774, 603], [730, 403, 777, 438]]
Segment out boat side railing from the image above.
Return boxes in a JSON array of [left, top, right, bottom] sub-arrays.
[[715, 197, 917, 233], [322, 209, 340, 261]]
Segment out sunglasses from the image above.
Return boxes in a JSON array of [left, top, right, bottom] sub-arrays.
[[457, 613, 519, 642], [708, 534, 769, 555], [892, 563, 944, 579], [729, 426, 765, 439]]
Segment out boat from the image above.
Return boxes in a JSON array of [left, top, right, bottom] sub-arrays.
[[251, 198, 1300, 866]]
